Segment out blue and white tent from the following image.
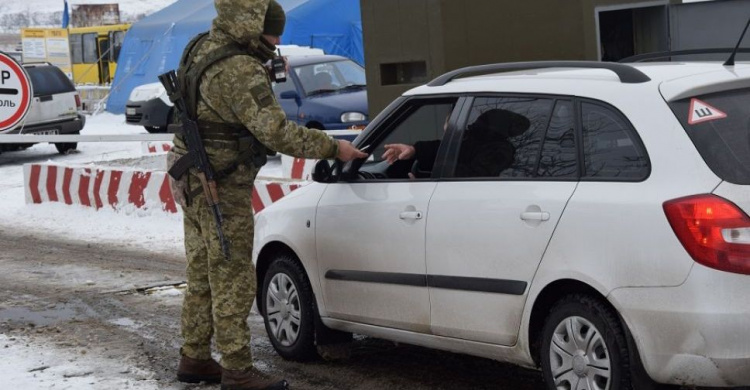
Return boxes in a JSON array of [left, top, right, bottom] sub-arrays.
[[283, 0, 364, 66], [107, 0, 362, 114]]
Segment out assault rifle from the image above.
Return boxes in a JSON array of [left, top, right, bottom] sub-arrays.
[[159, 70, 231, 260]]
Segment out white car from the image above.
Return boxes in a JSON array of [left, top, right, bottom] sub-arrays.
[[253, 56, 750, 389], [1, 63, 85, 154], [125, 82, 173, 133]]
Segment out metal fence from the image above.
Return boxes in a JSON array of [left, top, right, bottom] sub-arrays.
[[76, 85, 110, 114]]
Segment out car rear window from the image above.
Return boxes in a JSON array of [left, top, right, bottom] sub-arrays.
[[25, 66, 76, 97], [668, 88, 750, 184]]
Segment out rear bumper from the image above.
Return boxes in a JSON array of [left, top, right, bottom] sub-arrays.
[[126, 98, 171, 128], [3, 115, 85, 135], [611, 264, 750, 386]]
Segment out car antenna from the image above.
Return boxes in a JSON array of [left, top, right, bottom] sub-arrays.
[[724, 17, 750, 66]]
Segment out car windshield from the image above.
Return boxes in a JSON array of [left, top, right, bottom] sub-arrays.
[[294, 59, 366, 96], [668, 87, 750, 184]]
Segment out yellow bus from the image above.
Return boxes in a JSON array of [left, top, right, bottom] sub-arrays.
[[68, 24, 130, 85]]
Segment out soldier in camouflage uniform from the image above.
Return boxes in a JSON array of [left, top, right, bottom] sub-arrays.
[[169, 1, 367, 389]]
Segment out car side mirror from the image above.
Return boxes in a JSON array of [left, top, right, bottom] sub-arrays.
[[279, 90, 299, 100], [312, 159, 334, 183]]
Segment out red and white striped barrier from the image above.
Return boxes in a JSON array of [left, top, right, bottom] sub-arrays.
[[251, 179, 308, 214], [141, 141, 173, 155], [24, 163, 177, 213], [250, 155, 316, 213], [24, 164, 311, 215], [281, 155, 318, 181]]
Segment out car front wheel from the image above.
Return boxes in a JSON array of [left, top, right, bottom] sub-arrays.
[[261, 254, 317, 361], [541, 294, 631, 390]]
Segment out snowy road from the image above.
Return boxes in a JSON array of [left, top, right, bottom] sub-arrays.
[[0, 229, 546, 390]]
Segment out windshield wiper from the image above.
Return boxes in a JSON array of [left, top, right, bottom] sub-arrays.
[[340, 84, 366, 91], [307, 89, 338, 96]]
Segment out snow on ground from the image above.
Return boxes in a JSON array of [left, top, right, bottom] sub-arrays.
[[0, 113, 281, 254], [0, 113, 184, 254], [0, 334, 176, 390], [0, 113, 282, 388]]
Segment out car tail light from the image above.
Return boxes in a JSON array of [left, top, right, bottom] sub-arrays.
[[664, 194, 750, 275], [74, 94, 82, 110]]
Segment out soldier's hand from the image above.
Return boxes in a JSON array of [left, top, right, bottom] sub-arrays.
[[336, 140, 368, 162], [382, 143, 415, 164]]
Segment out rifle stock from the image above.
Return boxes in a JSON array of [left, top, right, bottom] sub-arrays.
[[159, 70, 231, 260]]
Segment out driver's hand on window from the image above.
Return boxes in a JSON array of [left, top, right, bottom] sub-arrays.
[[336, 140, 368, 162], [382, 143, 416, 164]]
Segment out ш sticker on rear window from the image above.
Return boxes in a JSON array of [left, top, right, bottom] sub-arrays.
[[669, 89, 750, 184], [688, 98, 727, 125]]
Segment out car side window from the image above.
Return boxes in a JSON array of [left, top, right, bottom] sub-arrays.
[[452, 97, 552, 179], [376, 102, 453, 159], [538, 100, 577, 178], [581, 102, 649, 180], [353, 98, 458, 180]]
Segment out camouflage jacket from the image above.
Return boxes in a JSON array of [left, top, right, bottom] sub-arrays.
[[187, 0, 338, 160]]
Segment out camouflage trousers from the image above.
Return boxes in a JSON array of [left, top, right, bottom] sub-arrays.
[[170, 144, 260, 371]]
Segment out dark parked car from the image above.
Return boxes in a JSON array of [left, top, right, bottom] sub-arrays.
[[125, 55, 369, 138]]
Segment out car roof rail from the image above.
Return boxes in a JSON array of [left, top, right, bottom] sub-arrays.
[[620, 48, 750, 63], [427, 61, 651, 87]]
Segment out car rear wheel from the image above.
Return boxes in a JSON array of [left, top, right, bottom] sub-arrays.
[[261, 254, 317, 361], [55, 132, 78, 154], [541, 294, 631, 390]]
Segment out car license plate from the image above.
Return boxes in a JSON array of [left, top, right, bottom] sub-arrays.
[[33, 129, 59, 135], [126, 108, 136, 115]]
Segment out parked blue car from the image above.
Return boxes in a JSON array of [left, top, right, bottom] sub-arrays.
[[272, 55, 368, 140], [127, 54, 368, 140]]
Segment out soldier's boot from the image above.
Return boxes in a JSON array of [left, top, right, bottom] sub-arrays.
[[221, 367, 289, 390], [177, 355, 222, 384]]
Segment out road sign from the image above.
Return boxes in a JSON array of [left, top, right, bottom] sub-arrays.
[[0, 51, 33, 132]]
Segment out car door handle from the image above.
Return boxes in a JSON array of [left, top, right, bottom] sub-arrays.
[[520, 211, 550, 221], [399, 211, 423, 220]]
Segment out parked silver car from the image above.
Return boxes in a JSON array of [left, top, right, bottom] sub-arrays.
[[0, 63, 85, 154]]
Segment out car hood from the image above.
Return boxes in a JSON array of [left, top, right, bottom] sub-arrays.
[[306, 89, 368, 114]]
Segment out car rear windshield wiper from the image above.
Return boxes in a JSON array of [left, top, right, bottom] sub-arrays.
[[307, 89, 338, 96]]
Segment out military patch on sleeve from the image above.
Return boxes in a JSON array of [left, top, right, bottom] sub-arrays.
[[250, 85, 274, 108]]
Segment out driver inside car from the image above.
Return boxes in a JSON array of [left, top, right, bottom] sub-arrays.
[[381, 108, 530, 178]]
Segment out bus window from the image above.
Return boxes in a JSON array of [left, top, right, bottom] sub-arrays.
[[70, 34, 83, 64], [110, 30, 125, 62], [99, 38, 110, 61], [99, 38, 110, 83], [82, 33, 98, 64]]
